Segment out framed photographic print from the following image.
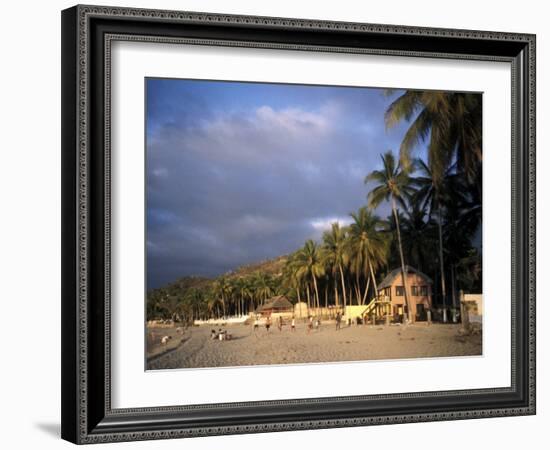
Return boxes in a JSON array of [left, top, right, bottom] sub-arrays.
[[61, 4, 536, 444]]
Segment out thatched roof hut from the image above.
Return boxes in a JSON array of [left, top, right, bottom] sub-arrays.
[[256, 296, 293, 315]]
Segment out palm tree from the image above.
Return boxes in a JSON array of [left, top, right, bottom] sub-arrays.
[[322, 223, 349, 310], [411, 158, 451, 321], [447, 163, 482, 235], [398, 202, 436, 273], [183, 287, 205, 323], [243, 276, 257, 314], [347, 207, 387, 305], [212, 276, 231, 318], [384, 90, 482, 184], [284, 252, 306, 317], [233, 278, 251, 316], [294, 240, 325, 315], [366, 150, 415, 322]]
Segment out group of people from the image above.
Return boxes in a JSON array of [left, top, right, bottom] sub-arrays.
[[250, 311, 370, 336], [250, 312, 374, 335], [253, 315, 297, 333], [210, 328, 232, 341], [306, 315, 322, 333]]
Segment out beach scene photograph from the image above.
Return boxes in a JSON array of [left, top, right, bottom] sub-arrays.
[[145, 78, 483, 370]]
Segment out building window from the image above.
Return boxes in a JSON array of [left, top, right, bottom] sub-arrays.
[[420, 285, 428, 296], [396, 286, 405, 296], [411, 286, 419, 296]]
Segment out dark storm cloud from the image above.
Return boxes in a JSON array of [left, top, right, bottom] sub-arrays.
[[146, 80, 407, 288]]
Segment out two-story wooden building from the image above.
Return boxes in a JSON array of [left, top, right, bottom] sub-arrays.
[[377, 266, 433, 321]]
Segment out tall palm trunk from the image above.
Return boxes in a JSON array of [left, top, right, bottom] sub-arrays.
[[392, 197, 413, 323], [437, 203, 448, 323], [312, 276, 321, 316], [339, 264, 347, 312], [368, 256, 388, 324], [361, 276, 371, 305], [306, 283, 311, 316], [368, 257, 378, 298], [355, 271, 362, 305], [334, 278, 339, 308], [296, 285, 303, 318], [221, 295, 226, 318], [451, 263, 457, 322], [295, 286, 302, 318]]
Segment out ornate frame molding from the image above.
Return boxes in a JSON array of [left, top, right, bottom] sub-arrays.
[[61, 4, 536, 444]]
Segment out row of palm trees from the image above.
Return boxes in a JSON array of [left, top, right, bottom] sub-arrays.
[[148, 154, 480, 324], [147, 90, 482, 324]]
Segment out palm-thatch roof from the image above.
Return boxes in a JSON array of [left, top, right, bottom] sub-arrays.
[[377, 266, 433, 291], [256, 295, 293, 312]]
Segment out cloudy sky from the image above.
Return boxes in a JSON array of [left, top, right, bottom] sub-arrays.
[[146, 78, 412, 289]]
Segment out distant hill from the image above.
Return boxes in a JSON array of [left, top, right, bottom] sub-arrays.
[[147, 254, 289, 298], [161, 275, 212, 293], [227, 254, 288, 279]]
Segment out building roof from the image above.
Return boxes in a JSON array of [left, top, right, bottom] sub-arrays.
[[256, 295, 293, 312], [377, 266, 433, 291]]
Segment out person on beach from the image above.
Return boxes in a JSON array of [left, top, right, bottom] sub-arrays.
[[307, 315, 313, 334], [291, 316, 296, 332], [266, 315, 271, 333], [335, 312, 341, 331], [315, 317, 321, 332], [211, 329, 217, 340], [253, 316, 259, 332], [278, 315, 283, 332]]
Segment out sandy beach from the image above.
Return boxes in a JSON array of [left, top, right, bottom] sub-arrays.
[[147, 321, 482, 370]]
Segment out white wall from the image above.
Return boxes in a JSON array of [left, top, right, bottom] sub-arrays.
[[0, 0, 545, 448]]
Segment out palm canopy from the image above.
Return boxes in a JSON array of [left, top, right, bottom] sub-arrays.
[[294, 239, 325, 282], [322, 222, 349, 274], [212, 276, 231, 299], [365, 150, 415, 210], [252, 271, 273, 303], [446, 164, 482, 234], [398, 204, 437, 272], [347, 207, 387, 280], [410, 158, 452, 218], [385, 90, 481, 183]]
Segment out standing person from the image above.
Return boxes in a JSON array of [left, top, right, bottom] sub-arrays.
[[316, 317, 321, 332], [253, 316, 259, 332], [278, 315, 283, 332], [307, 315, 313, 334], [291, 316, 296, 332], [335, 312, 341, 331], [265, 315, 271, 333]]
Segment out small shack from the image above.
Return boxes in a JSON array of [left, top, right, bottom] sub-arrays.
[[463, 293, 483, 324], [256, 296, 294, 317], [377, 265, 433, 321]]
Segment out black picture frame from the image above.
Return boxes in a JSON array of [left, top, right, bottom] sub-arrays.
[[61, 4, 536, 444]]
